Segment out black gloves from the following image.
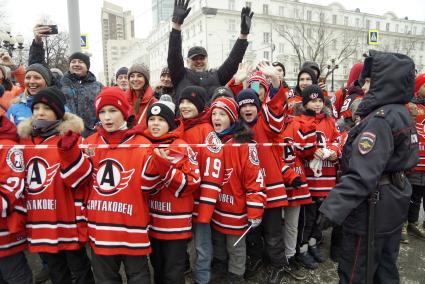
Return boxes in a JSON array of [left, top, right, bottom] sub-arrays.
[[291, 176, 303, 189], [316, 213, 333, 231], [172, 0, 191, 25], [240, 6, 254, 35]]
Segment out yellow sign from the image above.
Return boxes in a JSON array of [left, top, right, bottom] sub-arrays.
[[368, 30, 378, 45], [80, 34, 88, 49]]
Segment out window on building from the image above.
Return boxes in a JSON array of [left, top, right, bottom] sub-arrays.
[[307, 28, 312, 37], [421, 42, 424, 51], [319, 12, 325, 22], [355, 18, 360, 27], [366, 19, 370, 29], [279, 43, 284, 53], [263, 4, 269, 15], [228, 0, 235, 10], [332, 15, 337, 24], [333, 39, 337, 49], [307, 10, 312, 21], [279, 6, 284, 17], [229, 19, 236, 31], [413, 26, 417, 35], [343, 65, 348, 75], [376, 21, 380, 30], [263, 51, 270, 60], [263, 32, 270, 44], [246, 2, 251, 8], [386, 23, 390, 31], [199, 21, 203, 32], [395, 24, 399, 33], [344, 16, 348, 26], [293, 62, 299, 74], [405, 25, 408, 33], [422, 28, 425, 35]]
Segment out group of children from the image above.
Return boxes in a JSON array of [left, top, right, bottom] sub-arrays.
[[0, 61, 348, 284]]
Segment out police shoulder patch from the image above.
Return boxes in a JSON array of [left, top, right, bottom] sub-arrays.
[[358, 132, 376, 155]]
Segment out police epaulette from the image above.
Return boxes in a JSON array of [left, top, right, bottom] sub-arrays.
[[375, 109, 385, 118]]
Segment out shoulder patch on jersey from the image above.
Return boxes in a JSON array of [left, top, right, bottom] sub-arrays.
[[85, 147, 95, 157], [358, 132, 376, 155], [205, 132, 222, 153], [6, 147, 24, 172], [375, 109, 385, 118], [187, 146, 198, 165], [248, 145, 260, 165]]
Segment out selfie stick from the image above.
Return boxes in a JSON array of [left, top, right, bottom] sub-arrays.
[[233, 223, 253, 247]]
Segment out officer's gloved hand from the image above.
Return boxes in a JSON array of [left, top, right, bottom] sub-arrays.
[[172, 0, 192, 25], [291, 176, 303, 189], [248, 218, 262, 228], [316, 213, 333, 231], [240, 6, 254, 35], [58, 130, 80, 151]]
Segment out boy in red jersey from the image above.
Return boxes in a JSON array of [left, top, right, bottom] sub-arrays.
[[85, 87, 153, 283], [142, 96, 201, 284], [17, 87, 94, 284]]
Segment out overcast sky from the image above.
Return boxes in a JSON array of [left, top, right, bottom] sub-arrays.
[[2, 0, 425, 77]]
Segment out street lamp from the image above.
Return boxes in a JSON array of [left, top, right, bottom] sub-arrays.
[[0, 30, 25, 61], [327, 58, 339, 92]]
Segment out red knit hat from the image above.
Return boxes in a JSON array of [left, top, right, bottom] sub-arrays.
[[247, 71, 269, 93], [415, 74, 425, 94], [95, 87, 130, 119], [210, 97, 239, 124]]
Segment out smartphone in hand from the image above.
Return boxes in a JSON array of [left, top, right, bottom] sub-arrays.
[[42, 25, 58, 35]]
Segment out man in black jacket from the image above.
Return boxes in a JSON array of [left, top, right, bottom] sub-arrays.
[[319, 50, 419, 283], [168, 0, 252, 103]]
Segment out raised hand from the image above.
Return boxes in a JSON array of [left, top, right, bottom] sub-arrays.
[[240, 6, 254, 35], [172, 0, 192, 25], [233, 62, 252, 84]]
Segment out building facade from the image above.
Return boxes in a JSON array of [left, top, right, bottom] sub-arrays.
[[116, 0, 425, 89], [101, 1, 135, 84], [152, 0, 174, 28]]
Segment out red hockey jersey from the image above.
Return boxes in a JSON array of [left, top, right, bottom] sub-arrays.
[[248, 85, 297, 208], [181, 112, 224, 223], [85, 128, 153, 256], [299, 111, 342, 197], [142, 123, 201, 240], [281, 116, 315, 206], [18, 114, 92, 253], [412, 103, 425, 172], [0, 116, 27, 257], [211, 138, 266, 236]]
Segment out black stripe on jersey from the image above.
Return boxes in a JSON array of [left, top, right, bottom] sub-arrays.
[[211, 220, 247, 232], [199, 199, 216, 205], [149, 210, 192, 216], [247, 204, 264, 209], [0, 240, 26, 251], [61, 151, 83, 174], [149, 227, 192, 234], [91, 243, 150, 250], [26, 220, 77, 225], [29, 239, 79, 246], [214, 208, 247, 217], [87, 221, 148, 230], [266, 197, 288, 204]]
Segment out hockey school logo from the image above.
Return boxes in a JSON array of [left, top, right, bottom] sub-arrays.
[[187, 146, 198, 165], [6, 148, 24, 173], [93, 159, 135, 196], [248, 145, 260, 165], [205, 132, 222, 153], [26, 157, 60, 195]]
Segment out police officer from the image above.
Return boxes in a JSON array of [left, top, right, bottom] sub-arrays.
[[318, 50, 419, 284]]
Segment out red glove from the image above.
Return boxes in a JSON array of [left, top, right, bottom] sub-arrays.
[[58, 130, 80, 151]]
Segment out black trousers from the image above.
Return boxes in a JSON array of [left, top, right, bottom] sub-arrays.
[[39, 247, 94, 284], [150, 238, 187, 284], [298, 198, 323, 246], [338, 230, 401, 284], [0, 251, 32, 284], [91, 251, 150, 284], [408, 184, 425, 223], [246, 207, 287, 268]]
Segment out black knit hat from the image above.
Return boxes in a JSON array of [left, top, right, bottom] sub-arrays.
[[211, 86, 234, 101], [236, 88, 261, 110], [160, 67, 170, 76], [69, 52, 90, 69], [31, 86, 66, 119], [147, 101, 176, 131], [179, 86, 207, 113], [26, 63, 53, 86], [115, 67, 128, 79], [301, 61, 320, 78], [297, 68, 318, 86], [302, 84, 324, 106]]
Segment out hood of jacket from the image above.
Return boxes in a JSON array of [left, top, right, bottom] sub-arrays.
[[355, 50, 415, 118], [293, 102, 333, 118], [0, 115, 18, 141], [18, 112, 84, 139]]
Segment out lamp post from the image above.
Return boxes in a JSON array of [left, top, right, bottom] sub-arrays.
[[327, 58, 339, 92], [0, 30, 25, 61]]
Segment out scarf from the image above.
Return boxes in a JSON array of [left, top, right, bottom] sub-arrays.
[[216, 123, 236, 142], [31, 119, 61, 138]]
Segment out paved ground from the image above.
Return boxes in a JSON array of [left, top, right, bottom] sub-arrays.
[[26, 215, 425, 284]]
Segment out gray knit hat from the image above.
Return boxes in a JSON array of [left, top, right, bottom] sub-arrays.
[[128, 63, 150, 82], [26, 63, 53, 86]]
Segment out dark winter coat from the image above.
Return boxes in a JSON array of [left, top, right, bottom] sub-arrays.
[[167, 29, 248, 103], [61, 71, 103, 137], [319, 50, 419, 236]]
